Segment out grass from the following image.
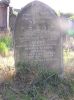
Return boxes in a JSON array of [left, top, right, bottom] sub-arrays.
[[0, 35, 13, 57], [0, 44, 74, 100], [64, 50, 74, 66], [1, 62, 74, 100], [0, 42, 9, 56], [0, 35, 13, 48]]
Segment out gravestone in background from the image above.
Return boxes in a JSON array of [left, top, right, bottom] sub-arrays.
[[14, 1, 63, 74]]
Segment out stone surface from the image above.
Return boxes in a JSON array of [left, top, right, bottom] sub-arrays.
[[14, 1, 63, 73]]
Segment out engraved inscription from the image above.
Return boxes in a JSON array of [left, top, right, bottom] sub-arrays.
[[14, 1, 63, 73]]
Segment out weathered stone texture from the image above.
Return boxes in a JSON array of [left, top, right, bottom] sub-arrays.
[[14, 1, 63, 73]]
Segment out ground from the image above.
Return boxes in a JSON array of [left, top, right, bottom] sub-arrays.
[[0, 50, 74, 100], [64, 50, 74, 73], [0, 51, 15, 83], [0, 50, 74, 82]]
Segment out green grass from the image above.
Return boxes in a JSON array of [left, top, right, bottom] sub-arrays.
[[1, 62, 74, 100], [0, 35, 12, 48], [0, 42, 9, 56], [0, 35, 13, 56]]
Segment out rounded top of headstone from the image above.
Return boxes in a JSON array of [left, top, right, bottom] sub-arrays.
[[17, 1, 57, 18], [14, 1, 58, 31]]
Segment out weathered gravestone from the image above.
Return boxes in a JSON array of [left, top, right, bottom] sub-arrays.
[[14, 1, 63, 74]]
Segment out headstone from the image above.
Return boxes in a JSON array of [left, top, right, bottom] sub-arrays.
[[14, 1, 63, 74]]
